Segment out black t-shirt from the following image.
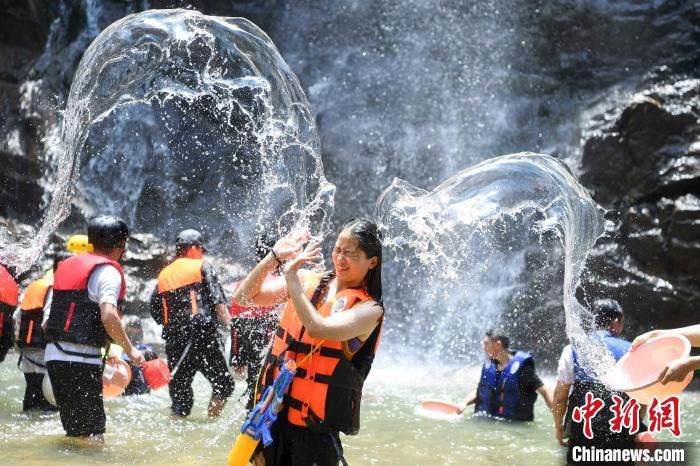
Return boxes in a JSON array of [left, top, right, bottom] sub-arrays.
[[200, 261, 227, 307]]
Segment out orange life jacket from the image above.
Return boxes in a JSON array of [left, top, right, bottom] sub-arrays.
[[0, 264, 19, 348], [154, 258, 207, 328], [18, 275, 53, 349], [259, 272, 383, 435]]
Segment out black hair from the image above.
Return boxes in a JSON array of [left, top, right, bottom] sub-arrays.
[[341, 218, 383, 305], [136, 344, 159, 361], [255, 232, 278, 262], [53, 251, 73, 273], [88, 215, 129, 249], [485, 329, 510, 349], [592, 299, 624, 329]]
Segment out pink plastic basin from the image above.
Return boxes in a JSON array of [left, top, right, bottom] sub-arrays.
[[420, 400, 462, 415], [103, 358, 133, 398], [607, 334, 693, 404]]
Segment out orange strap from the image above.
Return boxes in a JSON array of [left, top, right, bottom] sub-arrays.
[[26, 320, 34, 345], [162, 297, 169, 325], [190, 289, 198, 315]]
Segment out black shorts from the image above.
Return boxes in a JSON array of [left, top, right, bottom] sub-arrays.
[[263, 416, 344, 466], [46, 360, 105, 437]]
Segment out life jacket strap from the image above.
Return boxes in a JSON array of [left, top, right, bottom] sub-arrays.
[[289, 341, 344, 359], [329, 432, 349, 466], [53, 341, 102, 359], [21, 352, 46, 369], [284, 395, 323, 425]]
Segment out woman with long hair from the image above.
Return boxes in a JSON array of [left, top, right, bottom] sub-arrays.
[[233, 218, 384, 466]]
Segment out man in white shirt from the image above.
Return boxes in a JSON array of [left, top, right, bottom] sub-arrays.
[[45, 216, 144, 443], [552, 299, 645, 465]]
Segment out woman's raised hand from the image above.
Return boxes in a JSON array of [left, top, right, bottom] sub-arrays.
[[284, 241, 323, 275], [272, 230, 312, 261]]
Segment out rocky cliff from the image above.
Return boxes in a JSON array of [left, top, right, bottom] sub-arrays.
[[580, 77, 700, 335], [0, 1, 698, 356]]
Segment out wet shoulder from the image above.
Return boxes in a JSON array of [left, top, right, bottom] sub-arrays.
[[351, 299, 383, 318]]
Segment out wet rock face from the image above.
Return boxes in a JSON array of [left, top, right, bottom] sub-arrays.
[[0, 0, 698, 354], [581, 80, 700, 206], [0, 2, 56, 221], [580, 79, 700, 335], [0, 150, 44, 223]]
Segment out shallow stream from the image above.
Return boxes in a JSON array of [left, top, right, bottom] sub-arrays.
[[2, 352, 698, 465]]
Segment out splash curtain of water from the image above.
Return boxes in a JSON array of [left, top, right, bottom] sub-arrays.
[[0, 8, 334, 272], [376, 152, 615, 376]]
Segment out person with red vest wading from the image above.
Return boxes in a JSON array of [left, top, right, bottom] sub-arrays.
[[234, 219, 385, 466], [13, 252, 71, 411], [230, 232, 283, 410], [0, 262, 20, 363], [45, 216, 145, 444], [149, 229, 234, 418]]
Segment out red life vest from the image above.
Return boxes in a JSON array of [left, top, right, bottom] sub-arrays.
[[18, 275, 53, 349], [45, 253, 126, 349], [0, 264, 19, 348], [258, 272, 383, 435], [229, 279, 279, 318]]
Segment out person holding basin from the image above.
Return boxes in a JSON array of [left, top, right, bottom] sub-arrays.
[[630, 324, 700, 384], [552, 299, 647, 465]]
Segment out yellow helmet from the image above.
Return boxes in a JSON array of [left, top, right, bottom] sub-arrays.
[[66, 234, 94, 253]]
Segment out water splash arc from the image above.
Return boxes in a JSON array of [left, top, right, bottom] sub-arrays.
[[376, 152, 614, 377], [0, 8, 335, 272]]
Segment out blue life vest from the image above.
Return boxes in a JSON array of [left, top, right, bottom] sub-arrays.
[[122, 344, 157, 396], [475, 350, 536, 421], [567, 331, 637, 450], [572, 330, 630, 383], [123, 362, 150, 395]]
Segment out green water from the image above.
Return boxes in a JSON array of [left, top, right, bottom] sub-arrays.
[[1, 353, 698, 465]]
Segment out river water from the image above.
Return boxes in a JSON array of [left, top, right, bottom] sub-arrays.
[[2, 352, 698, 465]]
